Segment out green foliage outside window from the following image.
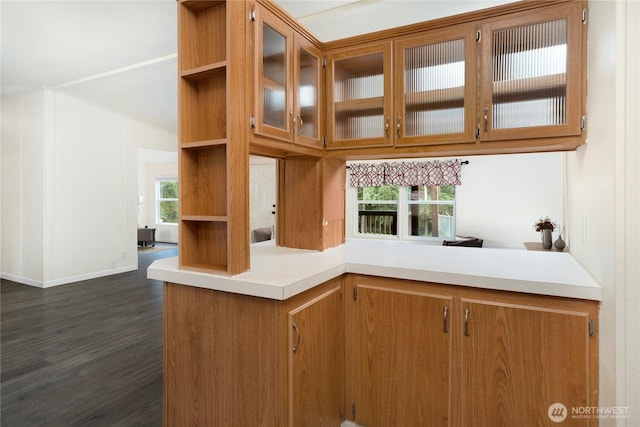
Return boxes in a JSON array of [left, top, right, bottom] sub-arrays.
[[159, 181, 178, 224]]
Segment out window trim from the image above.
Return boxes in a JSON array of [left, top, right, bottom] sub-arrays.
[[353, 184, 456, 241], [156, 177, 179, 225]]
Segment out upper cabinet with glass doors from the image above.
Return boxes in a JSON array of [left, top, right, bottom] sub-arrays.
[[253, 5, 323, 149], [325, 42, 393, 149], [394, 24, 477, 146], [478, 1, 586, 142]]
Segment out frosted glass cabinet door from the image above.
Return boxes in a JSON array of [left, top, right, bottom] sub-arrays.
[[326, 43, 393, 149], [394, 25, 477, 146], [479, 2, 586, 141], [294, 37, 323, 149], [255, 7, 293, 142]]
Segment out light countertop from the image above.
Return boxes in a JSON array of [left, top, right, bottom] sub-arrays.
[[147, 239, 602, 301]]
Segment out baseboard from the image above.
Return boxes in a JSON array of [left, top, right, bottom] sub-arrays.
[[0, 273, 45, 288], [1, 265, 137, 288]]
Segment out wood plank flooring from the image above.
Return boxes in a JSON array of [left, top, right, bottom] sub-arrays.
[[1, 246, 177, 427]]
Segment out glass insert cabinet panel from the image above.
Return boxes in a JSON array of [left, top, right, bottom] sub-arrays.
[[480, 2, 585, 141], [298, 48, 318, 139], [491, 18, 568, 129], [327, 43, 392, 148], [262, 22, 288, 130], [394, 25, 476, 146]]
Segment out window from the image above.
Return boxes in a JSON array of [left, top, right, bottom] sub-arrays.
[[355, 184, 455, 240], [157, 179, 178, 224]]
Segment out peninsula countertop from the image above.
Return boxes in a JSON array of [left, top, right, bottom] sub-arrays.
[[147, 239, 602, 301]]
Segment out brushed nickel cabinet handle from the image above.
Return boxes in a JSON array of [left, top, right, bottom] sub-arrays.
[[292, 322, 300, 353], [464, 309, 470, 337], [443, 306, 449, 334], [483, 107, 489, 132]]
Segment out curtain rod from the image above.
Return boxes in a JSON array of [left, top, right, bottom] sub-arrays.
[[346, 160, 469, 169]]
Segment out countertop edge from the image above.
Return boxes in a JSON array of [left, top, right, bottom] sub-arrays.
[[148, 243, 602, 302]]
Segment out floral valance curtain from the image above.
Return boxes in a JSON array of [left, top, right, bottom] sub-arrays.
[[348, 160, 462, 187]]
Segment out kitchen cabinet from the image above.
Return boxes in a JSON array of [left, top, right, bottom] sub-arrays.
[[325, 42, 393, 149], [345, 275, 598, 426], [287, 279, 344, 426], [346, 275, 453, 426], [325, 0, 587, 156], [393, 24, 477, 146], [164, 277, 344, 427], [253, 5, 323, 149], [478, 1, 586, 142], [460, 293, 598, 426]]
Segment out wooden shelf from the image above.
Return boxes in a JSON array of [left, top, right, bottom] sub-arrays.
[[180, 220, 228, 273], [493, 73, 566, 103], [404, 86, 465, 111], [180, 71, 227, 142], [179, 1, 226, 70], [181, 62, 227, 80], [181, 215, 228, 222], [180, 138, 228, 149], [180, 145, 227, 218], [334, 97, 384, 114]]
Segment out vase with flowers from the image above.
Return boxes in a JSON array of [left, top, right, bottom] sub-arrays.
[[533, 216, 556, 250]]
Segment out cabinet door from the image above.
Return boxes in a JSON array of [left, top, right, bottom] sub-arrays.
[[288, 281, 344, 426], [394, 24, 477, 146], [326, 42, 393, 149], [353, 280, 453, 426], [478, 2, 586, 142], [254, 6, 294, 142], [294, 36, 323, 149], [461, 299, 597, 427]]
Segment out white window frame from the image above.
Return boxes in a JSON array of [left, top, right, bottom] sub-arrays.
[[156, 178, 178, 225], [353, 185, 456, 241]]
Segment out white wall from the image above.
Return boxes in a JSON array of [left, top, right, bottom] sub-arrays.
[[1, 88, 177, 287], [567, 1, 640, 425], [1, 92, 46, 285], [346, 153, 563, 248]]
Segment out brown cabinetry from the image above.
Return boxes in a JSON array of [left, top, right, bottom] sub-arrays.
[[287, 280, 344, 426], [345, 275, 598, 426], [346, 275, 453, 426], [478, 1, 586, 143], [177, 0, 249, 274], [164, 277, 344, 427], [325, 42, 393, 149], [325, 1, 587, 157], [253, 4, 324, 149]]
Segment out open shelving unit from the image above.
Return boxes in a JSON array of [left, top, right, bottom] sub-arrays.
[[177, 0, 249, 274]]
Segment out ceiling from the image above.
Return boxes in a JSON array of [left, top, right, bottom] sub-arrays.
[[1, 0, 514, 135]]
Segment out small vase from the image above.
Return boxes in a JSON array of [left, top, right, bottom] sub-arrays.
[[541, 229, 553, 250], [554, 235, 566, 252]]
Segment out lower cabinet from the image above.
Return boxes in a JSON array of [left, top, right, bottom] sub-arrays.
[[163, 277, 344, 427], [347, 276, 453, 426], [164, 275, 598, 426], [345, 275, 599, 427]]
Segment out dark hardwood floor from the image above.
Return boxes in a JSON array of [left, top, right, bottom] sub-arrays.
[[1, 245, 177, 427]]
